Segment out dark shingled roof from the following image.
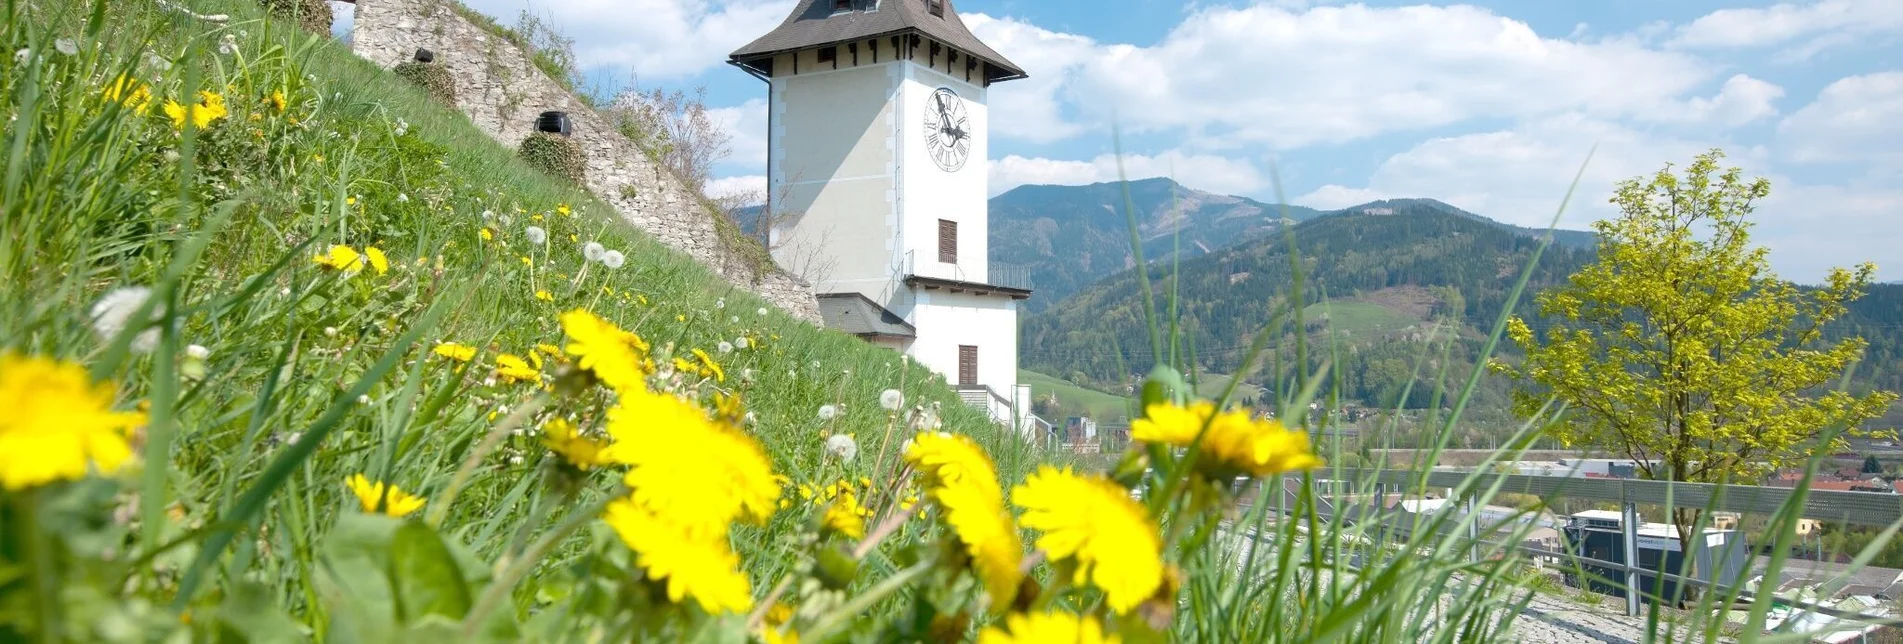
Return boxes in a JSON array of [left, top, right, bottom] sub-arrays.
[[730, 0, 1026, 82], [815, 293, 916, 339]]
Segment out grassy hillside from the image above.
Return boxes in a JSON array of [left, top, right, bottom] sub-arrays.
[[0, 1, 1045, 639], [1019, 369, 1134, 422]]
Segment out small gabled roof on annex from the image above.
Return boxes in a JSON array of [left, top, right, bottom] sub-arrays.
[[729, 0, 1026, 82], [815, 292, 916, 339]]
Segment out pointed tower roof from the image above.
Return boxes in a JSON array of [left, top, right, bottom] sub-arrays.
[[730, 0, 1026, 83]]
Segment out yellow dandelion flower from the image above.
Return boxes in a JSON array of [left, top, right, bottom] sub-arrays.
[[1131, 402, 1322, 477], [599, 388, 780, 537], [541, 418, 607, 469], [162, 91, 229, 130], [494, 353, 541, 384], [978, 611, 1119, 644], [345, 473, 426, 518], [639, 295, 650, 305], [526, 350, 543, 370], [602, 498, 752, 614], [675, 314, 686, 322], [531, 213, 544, 221], [536, 343, 563, 358], [692, 348, 725, 383], [535, 290, 554, 302], [432, 342, 477, 363], [267, 89, 287, 112], [557, 204, 572, 216], [364, 247, 389, 276], [559, 309, 650, 393], [480, 228, 494, 241], [798, 483, 815, 500], [823, 488, 867, 539], [1012, 466, 1164, 614], [904, 432, 1023, 605], [102, 75, 151, 111], [313, 244, 365, 273], [0, 354, 146, 490], [520, 256, 533, 268]]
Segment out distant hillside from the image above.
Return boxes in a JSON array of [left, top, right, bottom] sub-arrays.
[[1330, 197, 1599, 249], [988, 178, 1323, 311], [1020, 200, 1903, 417]]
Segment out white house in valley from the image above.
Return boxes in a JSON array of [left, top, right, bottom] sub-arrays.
[[731, 0, 1046, 437]]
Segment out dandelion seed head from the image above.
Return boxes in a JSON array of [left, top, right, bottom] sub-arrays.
[[818, 404, 838, 421], [880, 389, 904, 411], [397, 193, 409, 203], [601, 250, 625, 269], [716, 298, 726, 309], [90, 286, 158, 354], [734, 337, 749, 349], [717, 341, 734, 354], [54, 39, 77, 56], [583, 242, 606, 262], [756, 307, 768, 316], [824, 434, 858, 462], [324, 326, 338, 337], [730, 316, 739, 324], [186, 344, 211, 360], [525, 226, 548, 245]]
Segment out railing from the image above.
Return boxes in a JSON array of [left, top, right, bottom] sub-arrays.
[[899, 251, 1033, 291], [988, 263, 1033, 291], [1251, 468, 1903, 628]]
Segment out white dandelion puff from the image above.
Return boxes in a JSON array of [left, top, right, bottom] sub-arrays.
[[583, 242, 606, 262], [396, 193, 409, 203], [717, 341, 734, 354], [824, 434, 858, 462], [525, 226, 548, 245], [481, 209, 495, 221], [757, 307, 768, 316], [90, 286, 159, 354], [357, 394, 371, 405], [716, 298, 726, 309], [323, 326, 338, 337], [734, 337, 749, 349], [730, 316, 740, 324], [186, 344, 211, 360], [818, 404, 838, 421], [601, 250, 625, 269], [15, 48, 31, 64], [54, 39, 77, 56], [880, 389, 904, 411]]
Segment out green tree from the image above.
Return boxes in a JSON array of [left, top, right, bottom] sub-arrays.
[[1864, 455, 1883, 474], [1496, 149, 1897, 557]]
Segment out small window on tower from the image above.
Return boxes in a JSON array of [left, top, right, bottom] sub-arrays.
[[833, 0, 852, 11], [938, 219, 958, 264], [926, 0, 945, 18], [817, 47, 836, 65]]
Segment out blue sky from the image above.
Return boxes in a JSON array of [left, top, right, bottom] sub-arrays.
[[338, 0, 1902, 284]]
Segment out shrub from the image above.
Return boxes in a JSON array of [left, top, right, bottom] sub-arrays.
[[393, 61, 457, 105], [260, 0, 331, 35], [518, 131, 586, 186]]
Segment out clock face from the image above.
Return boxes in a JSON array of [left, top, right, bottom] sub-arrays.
[[922, 87, 971, 172]]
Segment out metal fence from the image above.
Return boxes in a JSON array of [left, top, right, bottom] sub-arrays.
[[1290, 469, 1903, 631]]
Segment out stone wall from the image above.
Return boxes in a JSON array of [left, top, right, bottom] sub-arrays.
[[349, 0, 822, 323]]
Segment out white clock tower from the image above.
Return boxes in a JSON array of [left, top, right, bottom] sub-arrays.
[[732, 0, 1044, 438]]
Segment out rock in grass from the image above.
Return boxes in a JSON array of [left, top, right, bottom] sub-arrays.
[[260, 0, 331, 35], [518, 132, 586, 186], [393, 62, 457, 105]]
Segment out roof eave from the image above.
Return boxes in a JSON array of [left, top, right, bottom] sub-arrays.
[[730, 27, 1030, 84]]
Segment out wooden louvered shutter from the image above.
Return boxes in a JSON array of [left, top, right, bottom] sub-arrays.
[[938, 219, 958, 264], [958, 345, 977, 386]]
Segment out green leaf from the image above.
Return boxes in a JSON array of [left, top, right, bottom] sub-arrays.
[[389, 521, 472, 623], [210, 582, 307, 643]]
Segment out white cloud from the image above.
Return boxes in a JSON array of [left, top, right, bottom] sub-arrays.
[[458, 0, 794, 79], [1294, 114, 1753, 230], [707, 98, 768, 172], [1291, 115, 1898, 283], [989, 151, 1263, 197], [704, 175, 767, 204], [1777, 72, 1903, 169], [964, 14, 1097, 144], [1050, 3, 1721, 149], [1668, 0, 1903, 58], [1644, 74, 1785, 127]]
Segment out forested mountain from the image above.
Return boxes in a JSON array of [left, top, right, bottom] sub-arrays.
[[989, 178, 1323, 312], [1021, 201, 1903, 415]]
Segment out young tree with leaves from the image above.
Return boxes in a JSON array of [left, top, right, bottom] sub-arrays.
[[1494, 148, 1897, 559]]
